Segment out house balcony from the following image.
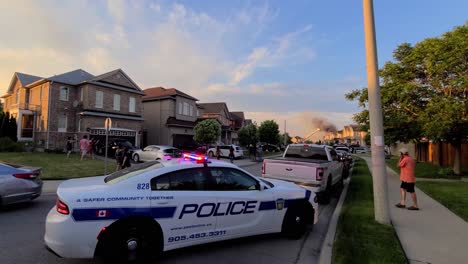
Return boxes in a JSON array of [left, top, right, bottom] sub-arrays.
[[9, 103, 41, 113]]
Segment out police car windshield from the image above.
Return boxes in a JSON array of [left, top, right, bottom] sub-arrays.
[[105, 161, 163, 184]]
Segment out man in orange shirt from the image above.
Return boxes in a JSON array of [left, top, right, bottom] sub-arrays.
[[395, 148, 419, 210]]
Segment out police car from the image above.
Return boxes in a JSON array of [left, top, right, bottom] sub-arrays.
[[45, 154, 318, 263]]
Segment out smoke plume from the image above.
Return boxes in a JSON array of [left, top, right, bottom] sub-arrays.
[[311, 117, 337, 132]]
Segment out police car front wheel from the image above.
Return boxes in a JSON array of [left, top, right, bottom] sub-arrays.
[[281, 206, 308, 239]]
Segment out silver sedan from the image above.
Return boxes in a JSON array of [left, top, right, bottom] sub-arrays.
[[0, 161, 43, 206], [132, 145, 183, 162]]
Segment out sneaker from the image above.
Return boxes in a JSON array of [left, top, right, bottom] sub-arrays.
[[395, 203, 406, 208], [407, 206, 419, 211]]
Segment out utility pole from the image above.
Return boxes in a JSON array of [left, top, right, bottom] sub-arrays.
[[284, 120, 287, 145], [363, 0, 390, 224]]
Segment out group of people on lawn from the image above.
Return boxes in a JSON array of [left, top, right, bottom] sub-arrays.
[[67, 135, 131, 171]]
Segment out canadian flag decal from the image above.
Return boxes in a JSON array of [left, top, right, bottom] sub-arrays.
[[97, 210, 109, 218]]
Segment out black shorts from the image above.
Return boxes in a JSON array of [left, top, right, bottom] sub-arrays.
[[400, 181, 415, 193]]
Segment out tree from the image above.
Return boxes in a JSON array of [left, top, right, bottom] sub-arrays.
[[238, 124, 258, 147], [9, 115, 17, 142], [193, 119, 221, 145], [346, 24, 468, 174], [258, 120, 280, 145]]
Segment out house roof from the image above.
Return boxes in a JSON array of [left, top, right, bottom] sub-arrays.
[[230, 111, 245, 120], [143, 87, 198, 101], [16, 72, 43, 87], [197, 102, 228, 114], [47, 69, 95, 85]]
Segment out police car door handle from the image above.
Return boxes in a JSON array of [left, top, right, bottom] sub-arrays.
[[285, 168, 293, 171], [155, 201, 169, 204]]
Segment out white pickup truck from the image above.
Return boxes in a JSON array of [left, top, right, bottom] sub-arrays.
[[261, 144, 345, 202]]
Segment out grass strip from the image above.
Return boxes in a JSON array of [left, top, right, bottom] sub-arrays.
[[333, 159, 407, 264], [417, 181, 468, 222], [0, 152, 116, 180], [386, 156, 461, 179]]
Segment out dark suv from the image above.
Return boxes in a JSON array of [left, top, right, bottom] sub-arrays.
[[97, 139, 139, 158]]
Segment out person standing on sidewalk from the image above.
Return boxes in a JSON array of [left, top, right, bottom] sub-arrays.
[[395, 148, 419, 210]]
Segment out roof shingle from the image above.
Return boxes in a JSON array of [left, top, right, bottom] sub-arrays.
[[143, 87, 198, 101]]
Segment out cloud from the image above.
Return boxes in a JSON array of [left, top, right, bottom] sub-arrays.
[[107, 0, 126, 24], [149, 2, 161, 12], [229, 24, 316, 85]]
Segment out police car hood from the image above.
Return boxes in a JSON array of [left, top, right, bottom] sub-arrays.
[[57, 176, 107, 196], [266, 178, 304, 189]]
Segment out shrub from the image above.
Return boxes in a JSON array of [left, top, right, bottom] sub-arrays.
[[0, 137, 24, 152]]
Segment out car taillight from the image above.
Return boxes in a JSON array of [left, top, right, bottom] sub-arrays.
[[316, 168, 324, 181], [262, 162, 266, 174], [56, 198, 70, 215], [13, 172, 40, 180]]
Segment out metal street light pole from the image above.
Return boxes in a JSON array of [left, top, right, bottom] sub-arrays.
[[362, 0, 390, 224]]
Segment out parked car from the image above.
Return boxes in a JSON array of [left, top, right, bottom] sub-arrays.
[[261, 144, 345, 204], [0, 161, 43, 206], [206, 145, 244, 159], [262, 144, 280, 152], [97, 139, 139, 158], [355, 147, 369, 154], [132, 145, 182, 162]]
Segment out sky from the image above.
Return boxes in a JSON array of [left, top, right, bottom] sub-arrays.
[[0, 0, 466, 140]]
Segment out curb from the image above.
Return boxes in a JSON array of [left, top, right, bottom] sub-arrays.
[[318, 169, 352, 264]]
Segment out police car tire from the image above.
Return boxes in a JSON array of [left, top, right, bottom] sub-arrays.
[[208, 151, 214, 157], [281, 205, 307, 239], [133, 154, 140, 163], [98, 219, 162, 264]]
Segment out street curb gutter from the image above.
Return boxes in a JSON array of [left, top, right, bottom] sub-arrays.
[[318, 169, 352, 264]]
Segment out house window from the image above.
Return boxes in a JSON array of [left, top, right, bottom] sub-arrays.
[[196, 109, 199, 116], [183, 102, 189, 115], [58, 114, 67, 132], [16, 90, 20, 104], [80, 88, 84, 101], [95, 91, 103, 108], [60, 86, 69, 101], [189, 105, 193, 116], [178, 102, 183, 115], [129, 97, 136, 112], [113, 94, 121, 111]]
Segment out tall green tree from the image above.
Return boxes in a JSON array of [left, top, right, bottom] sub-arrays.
[[278, 132, 292, 145], [238, 124, 258, 147], [346, 24, 468, 174], [9, 115, 18, 142], [193, 119, 221, 145], [258, 120, 280, 145]]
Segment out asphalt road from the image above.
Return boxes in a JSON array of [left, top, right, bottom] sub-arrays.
[[0, 163, 339, 264]]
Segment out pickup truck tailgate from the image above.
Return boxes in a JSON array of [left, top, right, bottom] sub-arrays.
[[263, 159, 321, 184]]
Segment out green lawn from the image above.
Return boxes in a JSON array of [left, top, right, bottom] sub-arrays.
[[333, 159, 407, 264], [0, 152, 116, 180], [417, 181, 468, 222], [386, 156, 461, 179]]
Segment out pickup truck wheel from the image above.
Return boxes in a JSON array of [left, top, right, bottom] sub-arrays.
[[208, 151, 214, 158], [281, 206, 307, 239], [133, 154, 140, 163]]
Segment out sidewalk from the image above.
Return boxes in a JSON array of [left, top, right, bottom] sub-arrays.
[[362, 157, 468, 264], [42, 156, 273, 194]]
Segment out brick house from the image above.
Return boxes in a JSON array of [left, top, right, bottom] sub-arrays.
[[142, 87, 204, 148], [197, 102, 242, 145], [1, 69, 145, 150]]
